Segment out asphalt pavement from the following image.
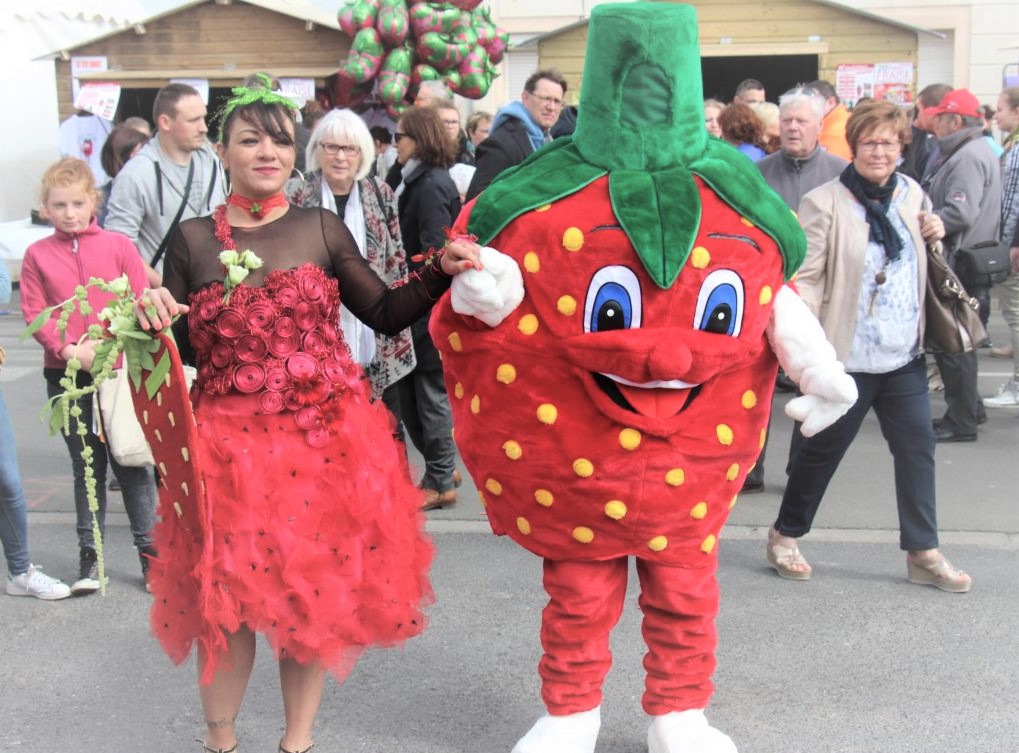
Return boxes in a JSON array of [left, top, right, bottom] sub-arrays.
[[1, 292, 1017, 753]]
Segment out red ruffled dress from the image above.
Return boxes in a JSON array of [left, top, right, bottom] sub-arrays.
[[149, 207, 439, 683]]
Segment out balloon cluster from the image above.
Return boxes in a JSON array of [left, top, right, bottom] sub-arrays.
[[335, 0, 508, 117]]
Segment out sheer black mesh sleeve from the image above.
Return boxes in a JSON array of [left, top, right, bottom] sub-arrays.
[[160, 207, 450, 341], [162, 223, 195, 365]]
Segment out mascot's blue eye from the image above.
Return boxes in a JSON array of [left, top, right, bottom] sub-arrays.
[[584, 266, 643, 333], [593, 283, 631, 331], [693, 269, 745, 337]]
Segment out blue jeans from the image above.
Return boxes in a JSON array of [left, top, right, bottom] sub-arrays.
[[776, 357, 939, 551], [45, 374, 156, 550], [0, 385, 30, 575]]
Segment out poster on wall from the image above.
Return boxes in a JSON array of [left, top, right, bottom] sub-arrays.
[[73, 83, 121, 121], [873, 63, 915, 107], [279, 78, 316, 107], [171, 78, 210, 104], [836, 63, 914, 110], [70, 56, 108, 100]]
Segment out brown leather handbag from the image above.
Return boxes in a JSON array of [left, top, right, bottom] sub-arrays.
[[924, 242, 986, 354]]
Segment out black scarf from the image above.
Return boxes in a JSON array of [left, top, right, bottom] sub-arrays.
[[838, 164, 902, 261]]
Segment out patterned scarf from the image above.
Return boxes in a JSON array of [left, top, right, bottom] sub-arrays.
[[839, 164, 902, 261]]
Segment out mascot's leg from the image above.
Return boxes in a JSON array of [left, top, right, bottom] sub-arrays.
[[637, 559, 737, 753], [512, 557, 628, 753]]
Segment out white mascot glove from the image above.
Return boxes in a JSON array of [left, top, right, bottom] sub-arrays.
[[450, 246, 525, 327], [766, 285, 858, 437]]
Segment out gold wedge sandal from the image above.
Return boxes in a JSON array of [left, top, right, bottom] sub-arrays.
[[766, 527, 812, 580], [907, 552, 971, 593]]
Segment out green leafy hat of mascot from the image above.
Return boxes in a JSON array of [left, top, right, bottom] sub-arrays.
[[468, 1, 805, 288]]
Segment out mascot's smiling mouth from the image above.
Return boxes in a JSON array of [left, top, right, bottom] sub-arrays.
[[593, 373, 702, 419]]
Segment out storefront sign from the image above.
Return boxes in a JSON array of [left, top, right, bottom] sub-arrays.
[[70, 56, 108, 100]]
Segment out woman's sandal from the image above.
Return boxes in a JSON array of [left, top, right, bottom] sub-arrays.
[[766, 527, 812, 580], [907, 552, 971, 593], [279, 740, 314, 753], [195, 740, 237, 753]]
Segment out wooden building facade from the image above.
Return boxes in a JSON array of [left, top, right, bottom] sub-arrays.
[[528, 0, 929, 105], [53, 0, 348, 123]]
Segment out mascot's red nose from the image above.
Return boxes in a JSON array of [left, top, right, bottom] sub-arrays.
[[647, 338, 693, 381]]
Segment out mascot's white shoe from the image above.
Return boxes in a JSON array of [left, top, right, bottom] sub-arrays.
[[511, 706, 601, 753], [647, 710, 737, 753]]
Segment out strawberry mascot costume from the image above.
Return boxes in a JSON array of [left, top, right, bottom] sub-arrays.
[[431, 4, 857, 751]]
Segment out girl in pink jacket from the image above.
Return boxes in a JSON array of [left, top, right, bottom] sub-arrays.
[[20, 157, 156, 595]]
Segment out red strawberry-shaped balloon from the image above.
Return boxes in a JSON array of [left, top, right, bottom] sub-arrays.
[[376, 0, 409, 46], [337, 0, 378, 38], [378, 45, 413, 105], [340, 26, 385, 83], [408, 1, 461, 36]]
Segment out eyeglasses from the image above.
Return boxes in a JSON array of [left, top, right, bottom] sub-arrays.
[[856, 139, 900, 154], [441, 119, 460, 127], [394, 132, 410, 143], [320, 142, 360, 157], [528, 93, 564, 108]]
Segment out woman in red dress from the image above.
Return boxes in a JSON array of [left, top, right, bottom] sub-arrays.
[[137, 83, 479, 753]]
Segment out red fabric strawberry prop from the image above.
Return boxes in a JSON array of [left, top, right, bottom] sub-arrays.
[[430, 4, 855, 752], [127, 333, 212, 665]]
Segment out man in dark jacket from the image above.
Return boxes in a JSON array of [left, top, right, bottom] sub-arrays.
[[465, 69, 567, 200], [900, 83, 952, 182], [926, 88, 1002, 442]]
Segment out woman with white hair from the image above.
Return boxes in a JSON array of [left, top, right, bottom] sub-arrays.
[[286, 109, 415, 427]]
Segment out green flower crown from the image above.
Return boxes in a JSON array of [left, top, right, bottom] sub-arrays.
[[217, 72, 300, 142]]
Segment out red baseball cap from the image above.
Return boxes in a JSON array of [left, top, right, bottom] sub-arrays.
[[922, 89, 982, 120]]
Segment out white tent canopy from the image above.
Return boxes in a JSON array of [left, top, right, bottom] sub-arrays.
[[0, 0, 342, 223]]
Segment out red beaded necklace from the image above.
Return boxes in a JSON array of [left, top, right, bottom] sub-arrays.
[[226, 191, 288, 220], [213, 205, 237, 250]]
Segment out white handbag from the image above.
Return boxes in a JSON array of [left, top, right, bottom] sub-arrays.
[[95, 365, 196, 467]]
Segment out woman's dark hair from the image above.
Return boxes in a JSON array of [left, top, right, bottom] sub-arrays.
[[717, 103, 764, 148], [398, 106, 457, 167], [100, 124, 149, 178], [220, 99, 297, 149]]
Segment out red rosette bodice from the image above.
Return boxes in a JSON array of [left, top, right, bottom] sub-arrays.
[[187, 264, 366, 447]]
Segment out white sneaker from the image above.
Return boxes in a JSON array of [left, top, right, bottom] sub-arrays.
[[983, 380, 1019, 408], [6, 565, 72, 601]]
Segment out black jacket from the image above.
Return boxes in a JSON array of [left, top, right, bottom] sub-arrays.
[[465, 118, 534, 201], [398, 162, 462, 369]]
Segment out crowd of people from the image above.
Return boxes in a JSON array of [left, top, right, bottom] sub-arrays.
[[1, 65, 1017, 750]]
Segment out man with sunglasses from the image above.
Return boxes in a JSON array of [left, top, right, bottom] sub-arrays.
[[466, 69, 568, 200]]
